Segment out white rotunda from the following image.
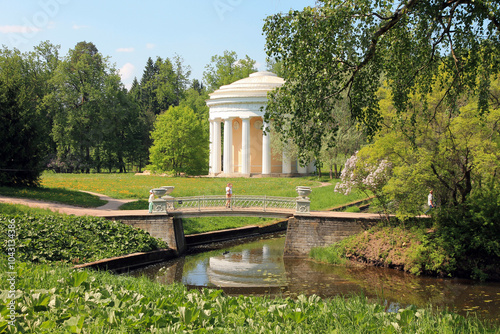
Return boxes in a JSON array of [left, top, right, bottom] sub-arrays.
[[206, 71, 315, 177]]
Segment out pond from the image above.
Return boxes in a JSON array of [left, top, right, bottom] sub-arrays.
[[130, 233, 500, 323]]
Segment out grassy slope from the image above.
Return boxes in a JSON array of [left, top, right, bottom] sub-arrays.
[[0, 186, 106, 208]]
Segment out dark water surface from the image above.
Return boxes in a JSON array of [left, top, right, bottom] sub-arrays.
[[130, 234, 500, 323]]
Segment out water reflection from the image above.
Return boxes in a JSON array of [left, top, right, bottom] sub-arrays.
[[130, 235, 500, 323]]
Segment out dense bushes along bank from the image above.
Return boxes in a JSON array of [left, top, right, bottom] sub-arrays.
[[0, 213, 167, 264]]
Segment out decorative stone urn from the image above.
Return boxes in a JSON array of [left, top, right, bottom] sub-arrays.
[[151, 188, 171, 213], [160, 186, 175, 210], [296, 186, 312, 199], [160, 186, 175, 196], [152, 188, 167, 197], [295, 186, 311, 214]]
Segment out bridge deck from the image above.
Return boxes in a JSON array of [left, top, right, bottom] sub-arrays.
[[167, 207, 294, 218]]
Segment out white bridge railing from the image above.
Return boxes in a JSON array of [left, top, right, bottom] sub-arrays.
[[165, 195, 296, 212], [151, 187, 312, 214]]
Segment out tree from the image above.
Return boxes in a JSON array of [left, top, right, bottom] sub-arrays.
[[47, 41, 143, 173], [138, 56, 191, 115], [180, 86, 209, 121], [0, 45, 56, 186], [320, 122, 366, 179], [263, 0, 500, 158], [203, 50, 257, 92], [266, 58, 287, 79], [148, 105, 209, 175], [127, 77, 154, 172], [335, 77, 500, 217], [48, 41, 109, 173], [171, 54, 192, 105]]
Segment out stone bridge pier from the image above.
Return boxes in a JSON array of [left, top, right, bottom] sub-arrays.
[[104, 215, 186, 255], [283, 213, 381, 257]]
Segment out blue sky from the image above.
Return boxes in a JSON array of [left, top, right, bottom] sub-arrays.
[[0, 0, 317, 89]]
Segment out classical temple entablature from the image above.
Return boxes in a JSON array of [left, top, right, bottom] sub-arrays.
[[206, 71, 315, 177]]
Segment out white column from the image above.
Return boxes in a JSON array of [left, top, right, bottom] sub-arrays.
[[209, 120, 214, 175], [297, 161, 308, 175], [282, 151, 292, 174], [223, 117, 234, 174], [307, 160, 317, 174], [262, 120, 271, 174], [242, 117, 251, 175], [214, 119, 222, 174]]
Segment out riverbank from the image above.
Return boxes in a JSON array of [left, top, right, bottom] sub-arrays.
[[311, 222, 500, 282]]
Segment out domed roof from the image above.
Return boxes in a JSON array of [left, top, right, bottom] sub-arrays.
[[208, 71, 284, 100]]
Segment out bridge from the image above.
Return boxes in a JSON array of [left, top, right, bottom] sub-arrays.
[[104, 190, 386, 259], [152, 195, 306, 219]]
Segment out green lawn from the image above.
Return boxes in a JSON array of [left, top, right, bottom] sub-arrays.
[[0, 185, 106, 208], [37, 172, 367, 211], [40, 172, 320, 198]]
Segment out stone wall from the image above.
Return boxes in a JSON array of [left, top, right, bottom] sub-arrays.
[[103, 215, 186, 255], [284, 215, 379, 257]]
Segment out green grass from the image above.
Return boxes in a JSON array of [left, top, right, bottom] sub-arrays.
[[182, 216, 277, 235], [0, 203, 67, 217], [310, 244, 348, 265], [119, 199, 148, 210], [0, 172, 368, 211], [345, 206, 361, 213], [1, 259, 496, 333], [308, 185, 365, 210], [0, 185, 106, 208], [41, 172, 319, 198], [39, 172, 367, 210]]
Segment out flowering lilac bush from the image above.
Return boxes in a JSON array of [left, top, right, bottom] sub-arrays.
[[334, 154, 358, 195], [335, 152, 392, 215]]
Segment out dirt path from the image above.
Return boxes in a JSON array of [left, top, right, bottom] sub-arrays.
[[79, 191, 137, 210], [0, 192, 146, 217]]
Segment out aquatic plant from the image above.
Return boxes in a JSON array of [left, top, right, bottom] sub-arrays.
[[0, 213, 167, 264], [0, 260, 496, 333]]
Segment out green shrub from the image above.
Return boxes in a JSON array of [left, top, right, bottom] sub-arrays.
[[432, 179, 500, 279], [0, 213, 167, 264]]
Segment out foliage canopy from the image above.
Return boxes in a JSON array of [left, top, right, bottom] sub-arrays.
[[148, 105, 209, 175], [263, 0, 500, 160], [0, 44, 55, 186]]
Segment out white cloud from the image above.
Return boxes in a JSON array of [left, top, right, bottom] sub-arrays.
[[146, 43, 155, 49], [0, 25, 41, 34], [72, 24, 89, 30], [116, 47, 135, 53], [119, 63, 136, 89]]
